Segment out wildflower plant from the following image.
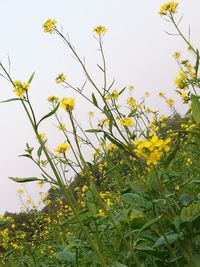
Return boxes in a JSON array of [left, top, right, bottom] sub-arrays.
[[1, 2, 200, 266]]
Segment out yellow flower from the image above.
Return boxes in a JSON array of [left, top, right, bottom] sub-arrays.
[[54, 143, 70, 153], [159, 2, 179, 16], [47, 95, 59, 103], [17, 188, 24, 194], [106, 199, 112, 206], [13, 80, 30, 98], [112, 89, 119, 100], [166, 97, 174, 107], [144, 91, 150, 97], [181, 91, 187, 100], [45, 199, 51, 205], [55, 73, 66, 84], [173, 51, 181, 59], [99, 192, 106, 199], [100, 118, 109, 128], [60, 97, 75, 112], [88, 111, 94, 117], [57, 123, 66, 131], [43, 19, 57, 33], [147, 107, 152, 113], [120, 117, 134, 127], [93, 25, 107, 35], [38, 133, 47, 141], [128, 85, 134, 91], [82, 185, 89, 193], [98, 209, 105, 217], [158, 91, 165, 97], [37, 181, 44, 188], [25, 198, 32, 205], [106, 143, 117, 152], [126, 97, 136, 108]]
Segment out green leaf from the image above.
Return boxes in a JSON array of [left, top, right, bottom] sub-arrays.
[[28, 71, 35, 84], [128, 108, 137, 117], [135, 215, 163, 239], [191, 94, 200, 124], [194, 49, 199, 75], [104, 133, 125, 150], [91, 93, 98, 107], [136, 246, 166, 258], [36, 103, 60, 128], [37, 145, 43, 158], [118, 87, 126, 96], [3, 249, 15, 259], [121, 193, 140, 205], [103, 105, 112, 120], [9, 177, 41, 183], [129, 209, 144, 221], [1, 98, 21, 103], [85, 129, 102, 133], [181, 202, 200, 222], [163, 141, 180, 169], [18, 154, 32, 159], [179, 193, 192, 207], [111, 262, 128, 267], [153, 233, 180, 248]]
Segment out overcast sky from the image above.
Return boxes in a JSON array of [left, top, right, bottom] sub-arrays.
[[0, 0, 199, 213]]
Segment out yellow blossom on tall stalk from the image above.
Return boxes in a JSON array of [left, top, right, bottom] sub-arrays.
[[128, 85, 134, 91], [126, 97, 136, 108], [47, 95, 59, 103], [159, 2, 179, 16], [166, 97, 174, 107], [57, 123, 66, 131], [120, 117, 134, 127], [17, 188, 24, 195], [54, 143, 70, 153], [55, 73, 66, 84], [88, 111, 94, 117], [37, 181, 44, 188], [158, 91, 165, 97], [93, 25, 107, 35], [173, 51, 181, 60], [60, 97, 75, 112], [13, 80, 30, 98], [43, 19, 57, 33], [38, 133, 47, 141], [104, 89, 119, 101]]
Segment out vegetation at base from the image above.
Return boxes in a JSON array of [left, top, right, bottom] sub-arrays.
[[1, 2, 200, 266]]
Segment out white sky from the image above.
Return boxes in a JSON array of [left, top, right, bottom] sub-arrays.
[[0, 0, 200, 213]]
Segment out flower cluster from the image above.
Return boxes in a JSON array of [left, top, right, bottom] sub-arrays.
[[93, 25, 107, 35], [126, 97, 136, 108], [159, 2, 179, 16], [134, 135, 171, 165], [54, 142, 70, 153], [43, 19, 57, 33], [60, 97, 75, 112], [13, 80, 30, 98], [120, 117, 134, 127]]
